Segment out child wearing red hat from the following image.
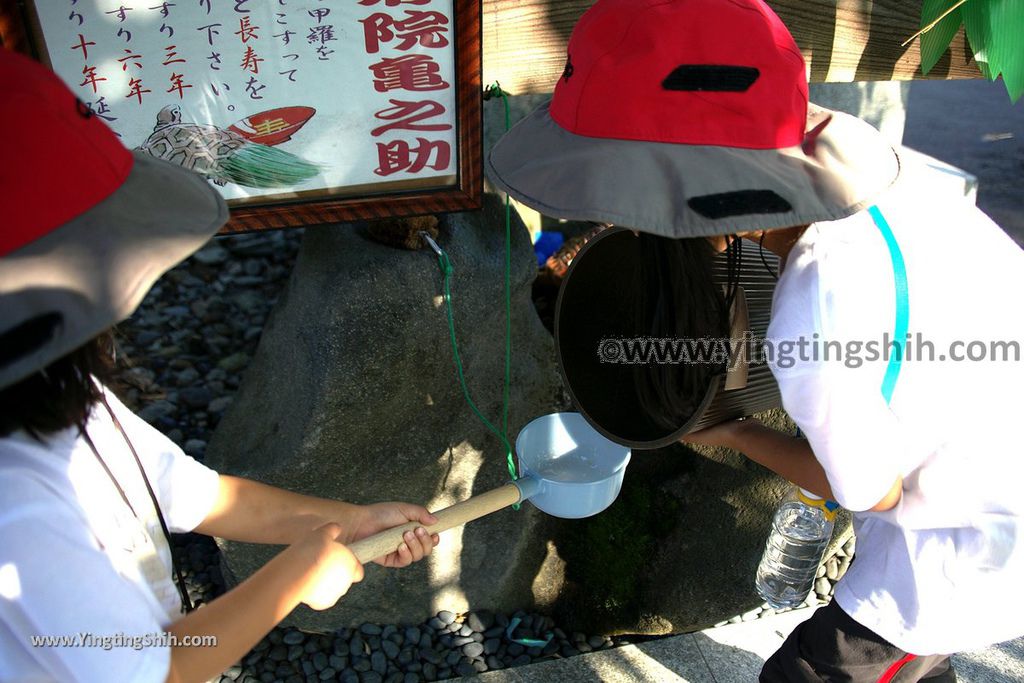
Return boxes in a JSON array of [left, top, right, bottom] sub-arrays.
[[488, 0, 1024, 680], [0, 49, 438, 683]]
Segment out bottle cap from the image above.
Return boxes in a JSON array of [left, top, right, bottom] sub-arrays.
[[798, 487, 821, 500]]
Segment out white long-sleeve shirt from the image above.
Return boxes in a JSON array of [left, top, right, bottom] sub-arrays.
[[0, 388, 220, 682], [766, 161, 1024, 654]]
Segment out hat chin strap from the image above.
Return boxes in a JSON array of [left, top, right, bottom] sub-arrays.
[[801, 113, 834, 156]]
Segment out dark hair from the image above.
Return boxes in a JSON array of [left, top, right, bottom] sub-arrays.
[[0, 331, 116, 439], [634, 234, 731, 430]]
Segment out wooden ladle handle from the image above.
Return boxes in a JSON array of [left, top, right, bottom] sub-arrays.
[[348, 482, 525, 564]]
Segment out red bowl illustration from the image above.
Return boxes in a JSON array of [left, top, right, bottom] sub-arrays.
[[229, 106, 316, 146]]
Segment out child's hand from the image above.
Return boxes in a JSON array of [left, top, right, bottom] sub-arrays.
[[294, 523, 364, 610], [347, 503, 440, 568]]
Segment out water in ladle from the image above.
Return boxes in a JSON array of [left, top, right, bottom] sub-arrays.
[[529, 447, 612, 483]]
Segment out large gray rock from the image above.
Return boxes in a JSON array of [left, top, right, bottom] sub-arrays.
[[205, 194, 565, 631], [205, 195, 852, 636], [204, 199, 852, 635]]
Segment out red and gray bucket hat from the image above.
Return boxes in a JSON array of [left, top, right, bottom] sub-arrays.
[[486, 0, 900, 238], [0, 49, 229, 389]]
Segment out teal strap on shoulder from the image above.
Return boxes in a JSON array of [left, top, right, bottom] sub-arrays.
[[867, 205, 909, 406]]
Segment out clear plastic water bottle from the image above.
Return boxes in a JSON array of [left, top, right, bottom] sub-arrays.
[[755, 486, 838, 609]]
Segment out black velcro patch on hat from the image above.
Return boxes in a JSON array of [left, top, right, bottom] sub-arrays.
[[662, 65, 759, 92], [0, 313, 63, 368], [688, 191, 792, 219]]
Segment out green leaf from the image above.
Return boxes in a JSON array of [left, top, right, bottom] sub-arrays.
[[961, 0, 992, 74], [963, 0, 1024, 102], [986, 0, 1024, 102], [919, 0, 965, 75]]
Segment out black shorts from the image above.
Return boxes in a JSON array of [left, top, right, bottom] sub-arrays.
[[760, 600, 956, 682]]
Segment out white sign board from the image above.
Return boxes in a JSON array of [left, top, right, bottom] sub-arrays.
[[31, 0, 459, 206]]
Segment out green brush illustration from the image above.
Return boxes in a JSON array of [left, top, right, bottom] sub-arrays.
[[136, 105, 321, 189]]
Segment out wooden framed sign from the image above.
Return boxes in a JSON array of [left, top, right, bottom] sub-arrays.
[[1, 0, 482, 232]]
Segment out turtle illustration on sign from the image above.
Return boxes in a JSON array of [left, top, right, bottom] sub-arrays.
[[136, 105, 320, 189]]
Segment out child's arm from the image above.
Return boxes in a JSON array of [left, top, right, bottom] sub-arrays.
[[193, 475, 439, 566], [683, 418, 902, 512], [164, 523, 360, 683], [168, 479, 441, 682]]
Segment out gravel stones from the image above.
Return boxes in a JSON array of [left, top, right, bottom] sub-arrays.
[[461, 642, 484, 658], [120, 231, 296, 472], [381, 640, 400, 660], [349, 635, 366, 657], [208, 396, 233, 413], [466, 610, 494, 633], [183, 439, 207, 456], [825, 557, 839, 580], [179, 386, 212, 409], [280, 630, 303, 646], [138, 400, 176, 424], [192, 244, 230, 266], [217, 352, 250, 373]]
